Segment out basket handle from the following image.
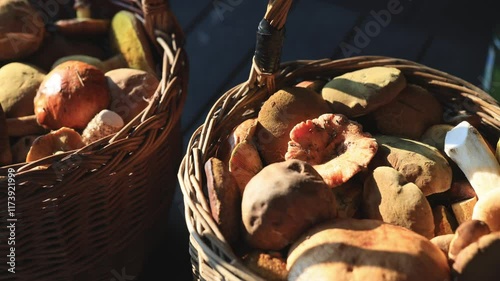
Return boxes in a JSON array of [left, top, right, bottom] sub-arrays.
[[251, 0, 293, 90], [140, 0, 184, 45]]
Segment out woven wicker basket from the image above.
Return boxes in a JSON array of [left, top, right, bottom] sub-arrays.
[[178, 0, 500, 280], [0, 0, 187, 280]]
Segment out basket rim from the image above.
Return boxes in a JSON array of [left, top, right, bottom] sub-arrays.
[[178, 54, 500, 281]]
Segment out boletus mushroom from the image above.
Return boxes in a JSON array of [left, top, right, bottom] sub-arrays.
[[362, 166, 435, 239], [241, 159, 337, 251], [0, 0, 45, 61], [54, 0, 109, 37], [452, 231, 500, 281], [287, 218, 450, 281], [34, 60, 110, 130], [255, 87, 331, 165], [105, 68, 159, 124]]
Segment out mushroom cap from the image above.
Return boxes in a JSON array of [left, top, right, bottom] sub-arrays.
[[0, 0, 45, 61], [256, 87, 331, 164], [287, 218, 450, 281], [373, 84, 443, 139], [241, 159, 337, 251], [26, 127, 85, 162], [228, 140, 263, 194], [0, 62, 46, 118], [217, 118, 258, 163], [205, 157, 241, 245], [105, 68, 159, 124], [452, 231, 500, 281], [109, 10, 156, 75], [430, 234, 455, 257], [371, 135, 453, 196], [286, 113, 378, 188], [362, 166, 435, 239], [34, 60, 110, 130], [448, 219, 490, 261], [54, 18, 110, 37], [321, 66, 407, 118]]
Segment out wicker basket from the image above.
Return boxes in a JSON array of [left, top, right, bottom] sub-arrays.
[[178, 0, 500, 280], [0, 0, 187, 280]]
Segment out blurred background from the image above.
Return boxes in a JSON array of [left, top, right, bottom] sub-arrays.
[[141, 0, 500, 280]]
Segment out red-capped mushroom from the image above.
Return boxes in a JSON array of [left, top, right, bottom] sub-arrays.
[[34, 60, 110, 130], [285, 113, 378, 188]]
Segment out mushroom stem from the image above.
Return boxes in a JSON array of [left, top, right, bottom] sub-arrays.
[[444, 121, 500, 199], [6, 115, 49, 137], [74, 0, 91, 18]]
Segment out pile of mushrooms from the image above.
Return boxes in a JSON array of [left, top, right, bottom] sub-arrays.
[[0, 0, 160, 165], [203, 66, 500, 281]]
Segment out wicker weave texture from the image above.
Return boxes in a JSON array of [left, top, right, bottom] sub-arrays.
[[0, 0, 187, 280], [178, 1, 500, 280]]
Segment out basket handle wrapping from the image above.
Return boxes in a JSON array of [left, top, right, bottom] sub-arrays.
[[252, 0, 293, 91]]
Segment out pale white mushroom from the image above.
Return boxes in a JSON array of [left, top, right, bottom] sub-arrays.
[[81, 109, 124, 144], [444, 121, 500, 200]]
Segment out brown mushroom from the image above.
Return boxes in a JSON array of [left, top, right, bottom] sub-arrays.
[[430, 234, 455, 257], [228, 140, 263, 194], [287, 218, 450, 281], [26, 127, 85, 162], [448, 219, 490, 261], [371, 135, 453, 196], [205, 157, 241, 245], [0, 0, 45, 61], [53, 0, 109, 37], [255, 87, 331, 164], [373, 84, 443, 139], [285, 113, 378, 188], [362, 166, 435, 239], [452, 231, 500, 281], [34, 60, 111, 130], [217, 118, 258, 163], [105, 68, 160, 124], [241, 159, 337, 251]]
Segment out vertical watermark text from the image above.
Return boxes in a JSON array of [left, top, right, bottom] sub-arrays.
[[6, 168, 16, 274]]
